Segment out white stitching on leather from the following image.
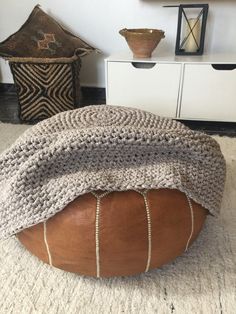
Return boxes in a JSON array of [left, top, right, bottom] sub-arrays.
[[43, 221, 52, 266], [92, 191, 110, 278], [185, 195, 194, 252]]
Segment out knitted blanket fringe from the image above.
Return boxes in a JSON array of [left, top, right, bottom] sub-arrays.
[[0, 105, 226, 239]]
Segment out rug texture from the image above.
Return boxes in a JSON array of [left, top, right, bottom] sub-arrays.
[[0, 122, 235, 314]]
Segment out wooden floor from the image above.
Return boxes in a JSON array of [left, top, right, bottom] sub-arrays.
[[0, 83, 236, 136]]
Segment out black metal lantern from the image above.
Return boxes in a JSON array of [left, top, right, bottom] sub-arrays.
[[176, 4, 209, 55], [164, 4, 209, 56]]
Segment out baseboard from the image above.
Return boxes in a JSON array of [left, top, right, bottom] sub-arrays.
[[0, 83, 16, 93]]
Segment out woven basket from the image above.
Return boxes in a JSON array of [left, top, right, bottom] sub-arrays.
[[9, 55, 81, 122]]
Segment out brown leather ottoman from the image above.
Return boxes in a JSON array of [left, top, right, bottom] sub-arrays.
[[17, 188, 207, 278]]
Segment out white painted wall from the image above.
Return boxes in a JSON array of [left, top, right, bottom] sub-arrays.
[[0, 0, 236, 87]]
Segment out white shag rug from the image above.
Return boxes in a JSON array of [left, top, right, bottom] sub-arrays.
[[0, 122, 235, 314]]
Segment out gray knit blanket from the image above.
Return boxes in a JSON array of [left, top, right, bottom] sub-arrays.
[[0, 105, 226, 239]]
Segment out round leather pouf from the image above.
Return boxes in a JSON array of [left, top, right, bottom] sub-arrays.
[[17, 189, 207, 277]]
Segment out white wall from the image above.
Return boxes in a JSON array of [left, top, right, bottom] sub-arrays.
[[0, 0, 236, 87]]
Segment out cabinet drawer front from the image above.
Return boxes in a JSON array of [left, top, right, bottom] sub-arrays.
[[107, 62, 181, 118], [180, 64, 236, 121]]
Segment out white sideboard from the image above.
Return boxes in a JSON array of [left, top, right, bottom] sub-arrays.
[[105, 53, 236, 122]]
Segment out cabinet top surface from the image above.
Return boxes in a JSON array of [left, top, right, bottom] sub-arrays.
[[105, 52, 236, 64]]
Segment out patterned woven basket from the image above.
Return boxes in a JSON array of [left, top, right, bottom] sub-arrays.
[[9, 55, 81, 122]]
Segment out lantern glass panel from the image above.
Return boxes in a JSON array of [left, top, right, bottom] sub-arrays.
[[175, 4, 209, 56]]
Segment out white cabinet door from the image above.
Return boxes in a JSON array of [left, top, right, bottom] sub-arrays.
[[106, 61, 181, 118], [180, 63, 236, 121]]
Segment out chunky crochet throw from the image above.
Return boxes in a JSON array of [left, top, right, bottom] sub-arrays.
[[0, 105, 226, 239]]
